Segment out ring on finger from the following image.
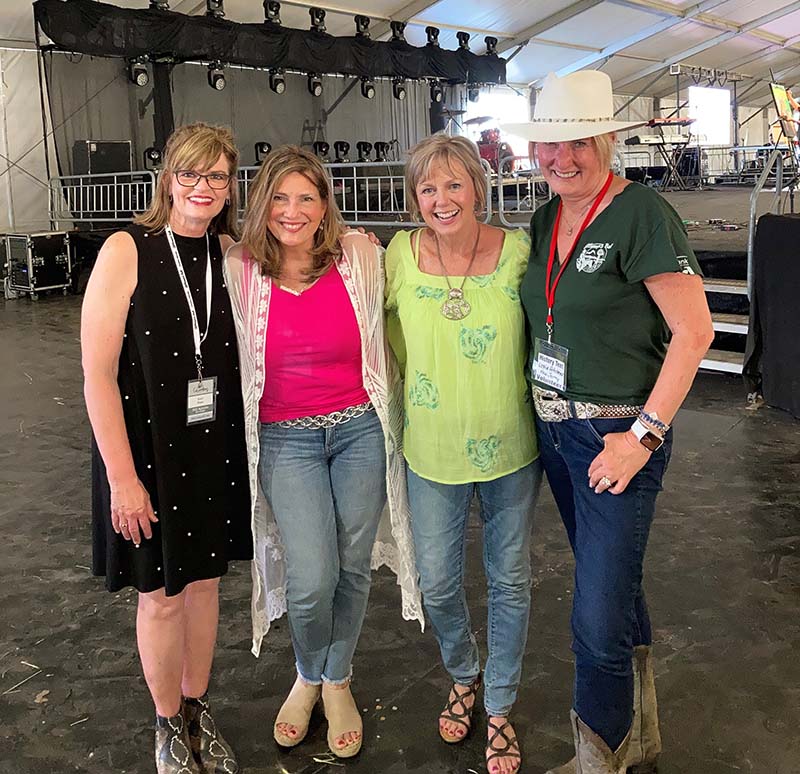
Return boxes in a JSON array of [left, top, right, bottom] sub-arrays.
[[600, 476, 612, 488]]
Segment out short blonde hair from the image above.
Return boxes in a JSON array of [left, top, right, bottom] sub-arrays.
[[593, 133, 616, 170], [405, 134, 486, 221], [136, 122, 239, 237], [240, 145, 344, 280]]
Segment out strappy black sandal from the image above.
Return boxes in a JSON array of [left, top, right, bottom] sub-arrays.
[[486, 717, 521, 774], [438, 674, 482, 743]]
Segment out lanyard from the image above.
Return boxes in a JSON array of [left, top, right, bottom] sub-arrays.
[[165, 225, 212, 379], [545, 172, 613, 342]]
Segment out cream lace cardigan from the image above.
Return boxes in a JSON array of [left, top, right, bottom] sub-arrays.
[[224, 230, 424, 656]]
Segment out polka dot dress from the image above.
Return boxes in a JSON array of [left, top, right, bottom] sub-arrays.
[[91, 224, 252, 596]]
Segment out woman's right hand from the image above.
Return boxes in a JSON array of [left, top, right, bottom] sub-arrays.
[[110, 477, 158, 545]]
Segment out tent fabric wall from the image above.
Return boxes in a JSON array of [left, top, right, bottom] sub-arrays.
[[0, 49, 53, 232]]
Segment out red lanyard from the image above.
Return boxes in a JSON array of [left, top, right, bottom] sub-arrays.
[[545, 172, 614, 341]]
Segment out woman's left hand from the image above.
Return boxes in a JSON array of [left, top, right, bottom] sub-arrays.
[[588, 431, 651, 495], [354, 226, 382, 247]]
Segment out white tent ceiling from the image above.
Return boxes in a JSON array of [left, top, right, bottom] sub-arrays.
[[1, 0, 797, 231], [4, 0, 800, 104]]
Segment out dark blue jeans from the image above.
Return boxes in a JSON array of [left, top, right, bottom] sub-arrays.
[[536, 416, 672, 750]]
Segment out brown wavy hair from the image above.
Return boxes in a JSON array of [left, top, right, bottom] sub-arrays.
[[405, 133, 487, 221], [241, 145, 344, 280], [135, 122, 240, 237]]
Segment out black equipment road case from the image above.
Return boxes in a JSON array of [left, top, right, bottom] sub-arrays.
[[3, 232, 72, 300]]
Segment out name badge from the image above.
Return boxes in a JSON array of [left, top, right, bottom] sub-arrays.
[[186, 377, 217, 425], [532, 338, 569, 392]]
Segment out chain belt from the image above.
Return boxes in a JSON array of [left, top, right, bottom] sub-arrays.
[[269, 401, 375, 429], [532, 386, 641, 422]]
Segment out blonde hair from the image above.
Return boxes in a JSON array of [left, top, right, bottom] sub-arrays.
[[593, 133, 616, 170], [240, 145, 344, 280], [405, 133, 486, 221], [135, 122, 240, 237]]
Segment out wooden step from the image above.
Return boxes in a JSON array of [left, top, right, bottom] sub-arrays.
[[712, 312, 749, 335], [700, 348, 744, 374], [703, 277, 747, 295]]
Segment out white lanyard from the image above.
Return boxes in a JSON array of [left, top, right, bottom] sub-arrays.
[[165, 225, 212, 379]]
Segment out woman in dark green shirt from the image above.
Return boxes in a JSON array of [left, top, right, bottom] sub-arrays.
[[504, 70, 714, 774]]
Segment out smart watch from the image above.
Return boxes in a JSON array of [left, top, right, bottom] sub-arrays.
[[630, 418, 664, 452]]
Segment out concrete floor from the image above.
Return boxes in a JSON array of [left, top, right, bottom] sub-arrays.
[[1, 188, 799, 773]]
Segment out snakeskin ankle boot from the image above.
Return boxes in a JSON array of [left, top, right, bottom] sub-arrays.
[[183, 693, 239, 773], [155, 712, 201, 774]]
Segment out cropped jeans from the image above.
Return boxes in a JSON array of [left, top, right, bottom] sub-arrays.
[[407, 460, 542, 717], [258, 410, 386, 685], [535, 415, 672, 750]]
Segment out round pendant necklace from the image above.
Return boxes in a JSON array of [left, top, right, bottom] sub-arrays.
[[434, 226, 481, 320], [562, 202, 592, 236]]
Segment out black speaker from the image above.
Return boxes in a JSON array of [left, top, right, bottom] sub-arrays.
[[72, 141, 133, 175]]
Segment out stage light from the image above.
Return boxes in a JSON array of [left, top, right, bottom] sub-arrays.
[[255, 142, 272, 164], [205, 0, 224, 18], [468, 87, 480, 102], [374, 141, 390, 162], [207, 62, 226, 91], [143, 147, 162, 169], [127, 57, 149, 88], [356, 141, 373, 162], [360, 77, 376, 100], [307, 73, 323, 97], [392, 77, 407, 101], [390, 21, 406, 42], [313, 141, 330, 161], [457, 31, 470, 50], [355, 15, 370, 38], [263, 0, 281, 24], [429, 79, 443, 104], [333, 140, 350, 163], [149, 0, 169, 9], [269, 69, 285, 94], [484, 36, 497, 55], [425, 26, 440, 47], [309, 7, 326, 33]]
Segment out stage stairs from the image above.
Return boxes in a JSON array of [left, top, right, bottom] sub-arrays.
[[701, 263, 748, 375]]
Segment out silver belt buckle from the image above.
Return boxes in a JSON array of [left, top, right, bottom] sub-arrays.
[[533, 387, 569, 422]]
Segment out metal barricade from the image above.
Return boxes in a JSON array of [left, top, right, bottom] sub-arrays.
[[50, 161, 496, 230], [496, 154, 550, 228], [49, 171, 156, 228]]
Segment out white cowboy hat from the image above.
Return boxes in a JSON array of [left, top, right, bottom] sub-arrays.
[[501, 70, 646, 143]]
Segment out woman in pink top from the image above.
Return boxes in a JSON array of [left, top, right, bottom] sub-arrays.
[[224, 146, 422, 760]]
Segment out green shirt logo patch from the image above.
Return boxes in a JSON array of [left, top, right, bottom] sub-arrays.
[[576, 242, 613, 273]]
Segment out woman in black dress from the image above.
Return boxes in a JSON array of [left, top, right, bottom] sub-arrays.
[[82, 123, 252, 774]]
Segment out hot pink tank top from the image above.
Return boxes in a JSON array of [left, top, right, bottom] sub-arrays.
[[259, 263, 370, 422]]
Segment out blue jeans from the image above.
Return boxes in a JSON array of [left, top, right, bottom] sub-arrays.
[[258, 410, 386, 685], [407, 461, 542, 717], [535, 416, 672, 750]]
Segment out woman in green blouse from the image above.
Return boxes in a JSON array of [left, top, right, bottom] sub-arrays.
[[385, 134, 541, 774]]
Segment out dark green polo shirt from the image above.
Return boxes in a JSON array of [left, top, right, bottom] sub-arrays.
[[521, 182, 702, 405]]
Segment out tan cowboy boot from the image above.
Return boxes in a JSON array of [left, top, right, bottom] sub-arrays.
[[571, 710, 631, 774], [183, 693, 239, 773], [626, 645, 661, 773], [545, 645, 660, 774], [155, 712, 201, 774]]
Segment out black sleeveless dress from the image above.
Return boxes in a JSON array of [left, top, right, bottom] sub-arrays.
[[91, 224, 252, 596]]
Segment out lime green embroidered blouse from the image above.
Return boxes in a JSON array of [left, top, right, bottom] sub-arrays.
[[385, 227, 538, 485]]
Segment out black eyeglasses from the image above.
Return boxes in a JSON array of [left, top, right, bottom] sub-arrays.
[[174, 170, 232, 189]]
